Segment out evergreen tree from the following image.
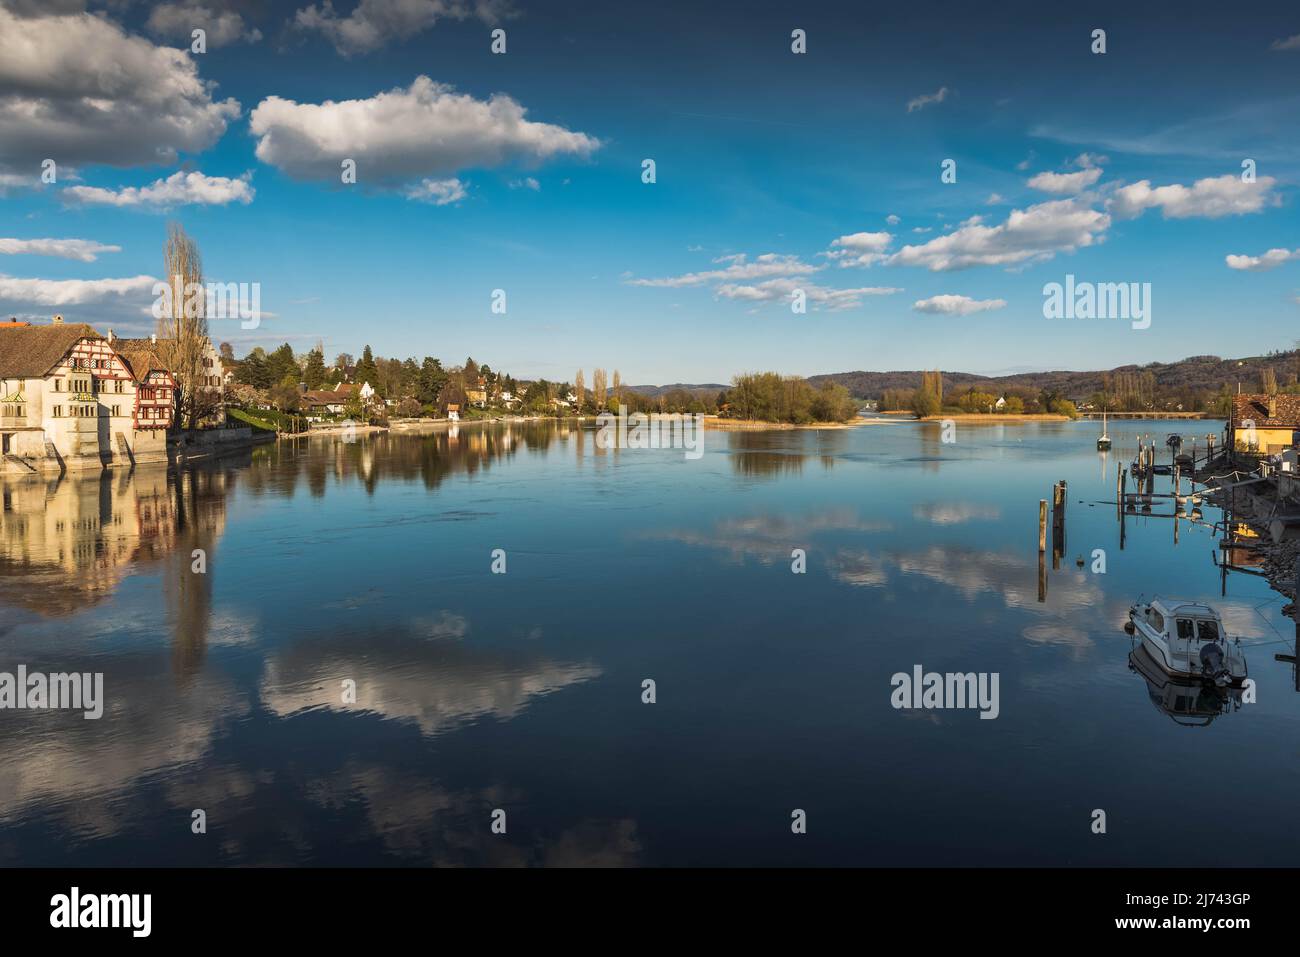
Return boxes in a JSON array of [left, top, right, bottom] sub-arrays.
[[356, 345, 379, 388], [304, 349, 327, 389]]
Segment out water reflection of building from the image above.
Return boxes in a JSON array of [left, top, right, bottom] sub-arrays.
[[0, 465, 231, 680]]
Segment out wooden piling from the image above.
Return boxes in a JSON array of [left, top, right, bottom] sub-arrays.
[[1038, 499, 1047, 552]]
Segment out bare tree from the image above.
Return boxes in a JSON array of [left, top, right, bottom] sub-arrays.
[[156, 223, 213, 430], [1261, 366, 1278, 395], [613, 369, 621, 405], [575, 369, 585, 410], [593, 368, 607, 409]]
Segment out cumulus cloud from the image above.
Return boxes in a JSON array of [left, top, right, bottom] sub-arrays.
[[907, 86, 949, 112], [404, 177, 467, 205], [1109, 174, 1277, 219], [294, 0, 515, 56], [0, 274, 157, 306], [249, 76, 599, 187], [1270, 34, 1300, 51], [1027, 166, 1102, 194], [147, 2, 262, 47], [1225, 247, 1300, 271], [62, 170, 254, 208], [0, 238, 120, 262], [628, 253, 822, 288], [912, 294, 1007, 315], [0, 5, 241, 173], [886, 214, 901, 225], [886, 197, 1110, 271], [509, 176, 540, 190], [715, 278, 901, 311], [827, 231, 894, 267]]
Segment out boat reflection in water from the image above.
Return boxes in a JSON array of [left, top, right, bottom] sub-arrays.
[[1128, 646, 1243, 727]]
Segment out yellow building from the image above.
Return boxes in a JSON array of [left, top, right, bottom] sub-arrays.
[[1231, 394, 1300, 454]]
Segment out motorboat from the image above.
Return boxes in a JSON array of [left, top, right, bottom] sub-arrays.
[[1124, 597, 1247, 687], [1128, 647, 1241, 727]]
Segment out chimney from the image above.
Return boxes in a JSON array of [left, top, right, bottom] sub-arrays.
[[52, 314, 63, 324], [107, 328, 114, 342], [150, 333, 157, 345], [1268, 396, 1278, 419]]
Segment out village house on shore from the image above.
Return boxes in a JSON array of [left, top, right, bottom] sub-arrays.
[[1230, 394, 1300, 456], [0, 316, 224, 474]]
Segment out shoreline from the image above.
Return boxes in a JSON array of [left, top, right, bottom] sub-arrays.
[[919, 413, 1071, 422]]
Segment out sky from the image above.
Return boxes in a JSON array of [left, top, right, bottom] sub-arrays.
[[0, 0, 1298, 384]]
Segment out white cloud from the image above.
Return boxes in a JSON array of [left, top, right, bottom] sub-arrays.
[[912, 294, 1007, 315], [716, 278, 901, 311], [907, 86, 949, 113], [295, 0, 514, 56], [249, 76, 599, 184], [1270, 34, 1300, 51], [1026, 166, 1102, 194], [147, 2, 262, 47], [62, 170, 254, 208], [628, 253, 821, 288], [827, 231, 894, 267], [0, 238, 120, 262], [509, 176, 540, 191], [1225, 248, 1300, 271], [886, 197, 1110, 271], [0, 274, 157, 306], [912, 226, 932, 234], [0, 5, 241, 172], [404, 177, 467, 205], [985, 193, 1006, 205], [886, 214, 901, 225], [1109, 174, 1277, 219]]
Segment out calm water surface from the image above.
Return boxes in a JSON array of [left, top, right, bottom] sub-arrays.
[[1, 419, 1297, 866]]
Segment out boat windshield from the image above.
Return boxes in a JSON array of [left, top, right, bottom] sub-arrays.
[[1176, 618, 1195, 640], [1197, 619, 1221, 643], [1147, 609, 1165, 632]]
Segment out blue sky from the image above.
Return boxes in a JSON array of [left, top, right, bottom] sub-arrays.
[[0, 0, 1298, 383]]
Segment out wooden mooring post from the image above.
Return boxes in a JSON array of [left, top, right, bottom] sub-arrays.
[[1051, 480, 1067, 569], [1038, 499, 1048, 552]]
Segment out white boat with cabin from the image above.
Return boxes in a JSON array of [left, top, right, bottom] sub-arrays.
[[1125, 597, 1247, 687]]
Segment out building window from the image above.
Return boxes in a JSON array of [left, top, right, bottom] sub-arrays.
[[115, 380, 124, 393], [111, 405, 121, 417], [53, 379, 62, 392], [53, 405, 62, 418]]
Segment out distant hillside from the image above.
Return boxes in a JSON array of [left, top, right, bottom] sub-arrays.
[[808, 350, 1300, 402], [624, 382, 728, 398]]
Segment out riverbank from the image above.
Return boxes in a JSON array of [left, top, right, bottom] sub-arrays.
[[302, 423, 389, 437], [1206, 473, 1299, 615], [919, 413, 1071, 422]]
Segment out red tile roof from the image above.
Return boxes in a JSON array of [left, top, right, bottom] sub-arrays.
[[1232, 394, 1300, 427]]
